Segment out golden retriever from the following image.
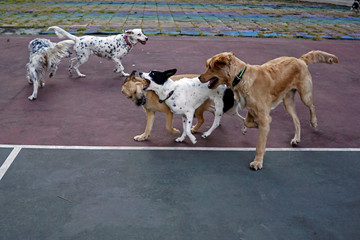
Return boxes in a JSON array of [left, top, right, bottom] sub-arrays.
[[199, 50, 338, 170]]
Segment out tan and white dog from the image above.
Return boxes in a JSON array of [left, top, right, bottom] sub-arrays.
[[140, 69, 246, 144], [199, 50, 338, 170], [122, 71, 215, 141]]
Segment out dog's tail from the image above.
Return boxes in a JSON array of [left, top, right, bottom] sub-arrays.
[[299, 50, 338, 65], [45, 39, 75, 68], [48, 26, 78, 41]]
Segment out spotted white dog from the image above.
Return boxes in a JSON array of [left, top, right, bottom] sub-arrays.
[[140, 69, 246, 144], [26, 38, 74, 100], [48, 26, 148, 78]]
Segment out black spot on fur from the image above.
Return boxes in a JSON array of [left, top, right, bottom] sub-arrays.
[[223, 88, 235, 113]]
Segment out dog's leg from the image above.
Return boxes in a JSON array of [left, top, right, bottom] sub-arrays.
[[112, 58, 129, 77], [49, 64, 57, 79], [184, 112, 197, 144], [176, 115, 188, 143], [202, 99, 223, 139], [250, 113, 271, 170], [29, 76, 39, 101], [192, 100, 213, 133], [26, 64, 33, 85], [72, 56, 87, 78], [164, 111, 180, 134], [298, 79, 317, 128], [69, 57, 76, 76], [225, 103, 247, 134], [283, 90, 301, 146], [244, 112, 258, 128], [134, 109, 155, 141], [27, 66, 38, 100], [192, 108, 205, 133], [176, 112, 197, 144]]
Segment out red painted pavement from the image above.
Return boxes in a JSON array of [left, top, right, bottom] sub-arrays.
[[0, 35, 359, 148]]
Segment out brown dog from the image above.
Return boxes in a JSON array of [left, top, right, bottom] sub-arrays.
[[199, 50, 338, 170], [122, 71, 214, 141]]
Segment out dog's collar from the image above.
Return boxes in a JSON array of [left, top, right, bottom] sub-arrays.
[[159, 90, 175, 103], [124, 35, 132, 48], [232, 66, 247, 87]]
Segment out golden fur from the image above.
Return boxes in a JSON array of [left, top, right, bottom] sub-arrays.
[[122, 72, 214, 141], [199, 50, 338, 170]]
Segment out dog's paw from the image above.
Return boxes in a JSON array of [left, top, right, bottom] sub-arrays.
[[290, 138, 300, 146], [169, 128, 180, 134], [311, 120, 318, 129], [176, 136, 185, 143], [28, 95, 36, 101], [78, 74, 86, 78], [249, 160, 263, 171], [242, 126, 247, 135], [191, 126, 199, 133], [134, 134, 148, 141], [122, 72, 130, 77], [201, 133, 209, 139]]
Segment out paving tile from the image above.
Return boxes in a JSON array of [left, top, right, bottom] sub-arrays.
[[0, 0, 359, 39]]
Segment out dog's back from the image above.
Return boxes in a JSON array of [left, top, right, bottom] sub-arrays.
[[172, 77, 219, 107], [28, 38, 53, 57]]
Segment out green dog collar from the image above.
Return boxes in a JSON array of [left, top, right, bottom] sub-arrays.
[[232, 66, 247, 87]]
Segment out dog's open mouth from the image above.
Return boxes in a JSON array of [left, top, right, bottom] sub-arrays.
[[138, 40, 147, 45], [208, 77, 219, 89], [143, 79, 150, 90], [136, 95, 147, 106]]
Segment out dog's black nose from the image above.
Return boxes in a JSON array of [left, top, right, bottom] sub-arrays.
[[145, 37, 148, 41]]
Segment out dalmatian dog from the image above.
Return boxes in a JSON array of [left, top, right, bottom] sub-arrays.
[[48, 26, 148, 78], [26, 38, 74, 100], [140, 69, 246, 144]]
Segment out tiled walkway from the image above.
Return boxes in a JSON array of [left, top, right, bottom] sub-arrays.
[[1, 0, 359, 39]]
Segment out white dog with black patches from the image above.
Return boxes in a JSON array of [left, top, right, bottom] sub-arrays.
[[26, 38, 74, 100], [48, 26, 148, 77], [140, 69, 246, 144]]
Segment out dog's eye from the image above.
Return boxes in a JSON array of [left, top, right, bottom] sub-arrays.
[[208, 65, 211, 70], [134, 91, 137, 95], [138, 33, 141, 36]]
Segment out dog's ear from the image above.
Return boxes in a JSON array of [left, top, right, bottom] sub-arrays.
[[213, 53, 232, 68], [164, 69, 177, 79], [125, 30, 134, 36], [124, 70, 136, 83], [205, 58, 211, 68]]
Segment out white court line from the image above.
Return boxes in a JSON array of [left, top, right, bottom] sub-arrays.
[[0, 146, 21, 181], [0, 145, 358, 181], [0, 144, 359, 152]]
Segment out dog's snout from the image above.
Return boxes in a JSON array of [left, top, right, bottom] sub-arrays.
[[198, 75, 205, 82], [145, 37, 149, 41]]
